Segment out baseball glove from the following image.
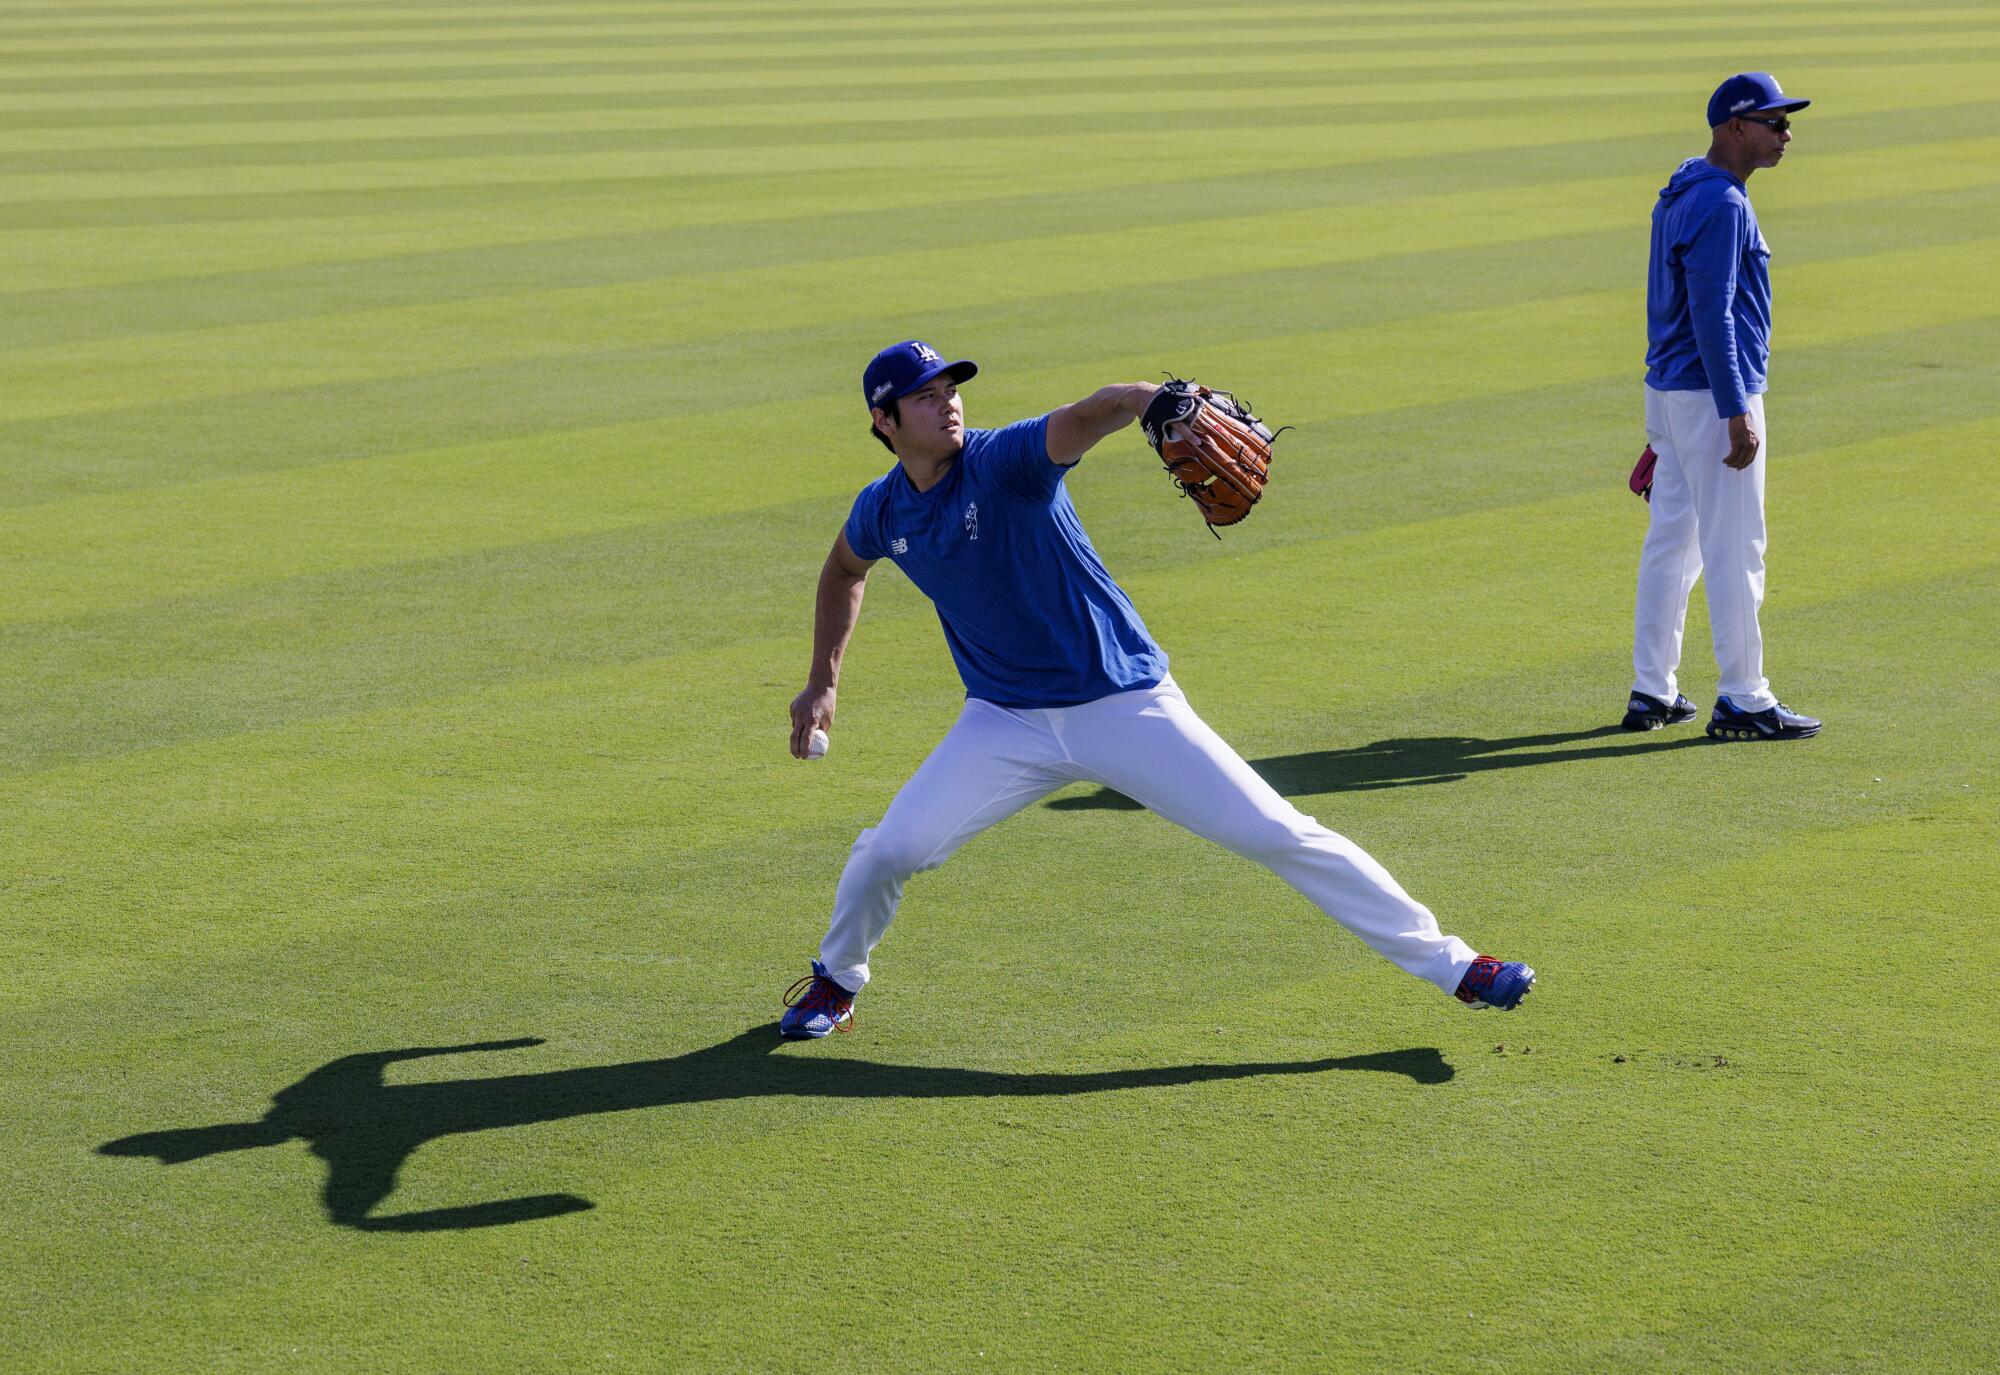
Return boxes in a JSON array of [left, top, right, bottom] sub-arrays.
[[1140, 379, 1280, 536], [1629, 443, 1658, 503]]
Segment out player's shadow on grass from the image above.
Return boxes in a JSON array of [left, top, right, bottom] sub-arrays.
[[1048, 726, 1708, 810], [98, 1028, 1450, 1233]]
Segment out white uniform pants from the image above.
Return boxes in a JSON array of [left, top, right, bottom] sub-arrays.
[[819, 679, 1477, 997], [1632, 386, 1776, 711]]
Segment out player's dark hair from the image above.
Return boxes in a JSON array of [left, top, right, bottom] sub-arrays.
[[869, 397, 900, 453]]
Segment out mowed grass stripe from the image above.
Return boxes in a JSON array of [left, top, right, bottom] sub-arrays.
[[2, 503, 1984, 928], [3, 30, 1979, 108], [2, 404, 1989, 834], [3, 181, 1993, 428], [2, 44, 1990, 130], [4, 196, 1998, 627], [0, 214, 1989, 510], [0, 0, 1945, 40], [12, 48, 2000, 168], [3, 16, 1986, 89], [4, 126, 1993, 354], [17, 785, 1988, 1371], [1, 5, 1984, 64], [0, 0, 1958, 23], [6, 67, 1993, 209], [4, 315, 1991, 782], [13, 97, 1996, 294], [5, 532, 1989, 1012]]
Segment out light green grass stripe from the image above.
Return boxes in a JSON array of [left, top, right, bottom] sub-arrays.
[[3, 15, 1988, 80], [2, 154, 1992, 428], [12, 45, 2000, 158], [12, 100, 1992, 294], [0, 6, 1982, 60], [3, 413, 1988, 889], [1004, 236, 1999, 419], [4, 316, 1985, 778], [4, 558, 1989, 1020], [4, 69, 1990, 208], [0, 0, 1947, 38], [3, 231, 1997, 628], [0, 0, 1956, 21], [0, 34, 1974, 115]]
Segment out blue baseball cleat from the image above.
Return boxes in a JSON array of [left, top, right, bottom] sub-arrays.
[[1706, 696, 1822, 741], [1455, 955, 1535, 1011], [779, 960, 856, 1039], [1621, 691, 1698, 731]]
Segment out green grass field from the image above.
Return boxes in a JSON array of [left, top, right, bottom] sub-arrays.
[[5, 1, 1998, 1369]]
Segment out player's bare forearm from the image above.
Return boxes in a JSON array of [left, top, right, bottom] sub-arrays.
[[791, 536, 872, 757], [805, 555, 867, 691], [1046, 382, 1160, 464]]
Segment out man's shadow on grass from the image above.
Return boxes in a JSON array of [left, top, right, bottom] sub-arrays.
[[1049, 726, 1708, 810], [99, 1027, 1451, 1233]]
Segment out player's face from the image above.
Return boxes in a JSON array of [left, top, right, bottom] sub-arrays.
[[1733, 112, 1793, 168], [880, 376, 964, 460]]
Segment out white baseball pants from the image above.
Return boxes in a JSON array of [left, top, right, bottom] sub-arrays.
[[1632, 386, 1777, 711], [818, 678, 1478, 997]]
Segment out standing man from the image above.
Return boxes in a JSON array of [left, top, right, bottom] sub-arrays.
[[1624, 72, 1822, 741], [777, 339, 1534, 1039]]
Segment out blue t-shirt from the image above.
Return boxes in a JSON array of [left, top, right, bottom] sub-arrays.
[[843, 415, 1166, 708]]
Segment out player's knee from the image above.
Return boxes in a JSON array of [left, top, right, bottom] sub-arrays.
[[850, 825, 946, 881], [1226, 813, 1317, 860]]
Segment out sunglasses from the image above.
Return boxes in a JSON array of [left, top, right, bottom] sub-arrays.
[[1738, 114, 1791, 133]]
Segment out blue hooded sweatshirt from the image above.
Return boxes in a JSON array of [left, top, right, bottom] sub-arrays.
[[1645, 157, 1771, 419]]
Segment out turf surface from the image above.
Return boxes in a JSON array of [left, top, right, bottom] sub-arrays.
[[4, 1, 1998, 1370]]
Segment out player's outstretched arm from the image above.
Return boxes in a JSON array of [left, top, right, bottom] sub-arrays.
[[1045, 382, 1160, 466], [789, 531, 874, 759]]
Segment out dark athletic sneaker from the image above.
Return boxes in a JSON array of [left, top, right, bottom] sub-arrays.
[[1454, 956, 1536, 1011], [1706, 696, 1822, 741], [1621, 691, 1698, 731], [779, 960, 856, 1038]]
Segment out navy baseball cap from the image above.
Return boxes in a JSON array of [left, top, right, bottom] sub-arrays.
[[862, 340, 977, 413], [1707, 72, 1810, 128]]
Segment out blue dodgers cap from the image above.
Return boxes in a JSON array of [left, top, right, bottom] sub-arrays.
[[861, 340, 977, 413], [1707, 72, 1811, 128]]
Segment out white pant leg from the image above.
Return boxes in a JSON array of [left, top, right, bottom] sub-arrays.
[[1663, 390, 1775, 710], [819, 699, 1073, 991], [1062, 681, 1478, 995], [1632, 386, 1706, 702]]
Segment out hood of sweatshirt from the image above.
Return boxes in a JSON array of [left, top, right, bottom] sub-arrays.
[[1658, 156, 1742, 205]]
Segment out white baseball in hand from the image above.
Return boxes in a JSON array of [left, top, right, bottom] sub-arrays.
[[806, 728, 829, 760]]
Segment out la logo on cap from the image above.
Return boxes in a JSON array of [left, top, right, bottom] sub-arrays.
[[912, 344, 941, 365]]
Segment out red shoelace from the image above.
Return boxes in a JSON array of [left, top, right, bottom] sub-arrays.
[[783, 973, 855, 1032]]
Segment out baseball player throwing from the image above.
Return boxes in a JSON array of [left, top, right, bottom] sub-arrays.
[[1625, 72, 1821, 741], [777, 340, 1533, 1038]]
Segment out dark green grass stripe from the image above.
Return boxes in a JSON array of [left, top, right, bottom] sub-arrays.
[[1, 186, 1990, 470], [3, 319, 1992, 777], [3, 560, 1990, 1002], [7, 165, 1998, 361], [0, 40, 1952, 99], [4, 182, 1993, 505], [6, 59, 1998, 178], [7, 46, 1986, 132], [0, 0, 1956, 40], [5, 28, 1979, 95], [2, 13, 1984, 75], [7, 633, 1987, 1027], [0, 82, 1989, 202], [7, 97, 1993, 233], [0, 6, 1980, 57]]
